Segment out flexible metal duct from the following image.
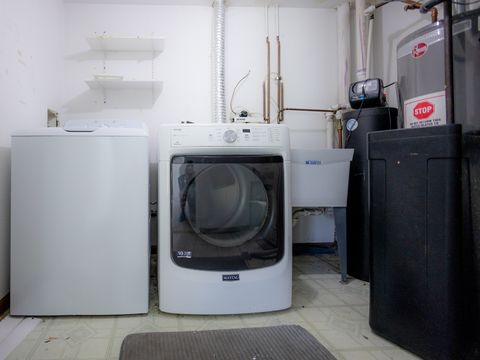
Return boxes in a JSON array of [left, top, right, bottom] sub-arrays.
[[212, 0, 226, 123]]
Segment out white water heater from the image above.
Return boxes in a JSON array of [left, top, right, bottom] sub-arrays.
[[397, 21, 446, 129]]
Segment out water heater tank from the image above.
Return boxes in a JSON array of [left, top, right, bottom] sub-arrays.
[[397, 21, 446, 129]]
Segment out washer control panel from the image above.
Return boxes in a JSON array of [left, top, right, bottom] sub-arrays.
[[171, 125, 283, 147]]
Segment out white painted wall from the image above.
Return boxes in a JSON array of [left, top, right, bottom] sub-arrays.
[[0, 1, 435, 300], [61, 3, 340, 246], [61, 3, 339, 229], [62, 3, 212, 157], [0, 0, 65, 299], [61, 4, 339, 152]]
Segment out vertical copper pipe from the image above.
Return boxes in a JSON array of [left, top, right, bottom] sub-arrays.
[[262, 81, 266, 121], [266, 36, 271, 123], [276, 35, 282, 123], [280, 82, 284, 122], [431, 7, 438, 22]]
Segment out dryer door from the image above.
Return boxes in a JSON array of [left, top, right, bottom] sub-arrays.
[[170, 155, 284, 271]]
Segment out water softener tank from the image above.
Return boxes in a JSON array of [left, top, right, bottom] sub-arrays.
[[397, 21, 446, 129], [342, 107, 397, 281]]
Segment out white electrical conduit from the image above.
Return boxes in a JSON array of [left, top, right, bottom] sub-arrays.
[[264, 5, 271, 123], [355, 0, 367, 81], [365, 16, 374, 79], [365, 5, 376, 79], [337, 2, 351, 107], [212, 0, 226, 123]]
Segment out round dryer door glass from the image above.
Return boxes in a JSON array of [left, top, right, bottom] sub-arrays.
[[184, 164, 269, 247], [170, 155, 285, 272]]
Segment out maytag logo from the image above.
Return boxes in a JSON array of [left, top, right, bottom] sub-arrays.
[[222, 274, 240, 281]]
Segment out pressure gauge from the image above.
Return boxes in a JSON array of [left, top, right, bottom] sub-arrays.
[[346, 118, 359, 132]]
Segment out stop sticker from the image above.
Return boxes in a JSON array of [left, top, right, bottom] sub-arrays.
[[404, 91, 446, 128], [413, 101, 435, 120]]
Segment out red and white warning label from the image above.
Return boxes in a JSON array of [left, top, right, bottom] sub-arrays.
[[404, 91, 446, 129], [411, 42, 428, 58]]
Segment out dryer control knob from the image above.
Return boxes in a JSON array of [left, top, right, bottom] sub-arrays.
[[223, 130, 238, 143]]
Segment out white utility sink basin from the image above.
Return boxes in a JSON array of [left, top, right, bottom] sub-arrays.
[[291, 148, 354, 207]]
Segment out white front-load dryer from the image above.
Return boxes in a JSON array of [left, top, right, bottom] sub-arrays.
[[158, 123, 291, 315]]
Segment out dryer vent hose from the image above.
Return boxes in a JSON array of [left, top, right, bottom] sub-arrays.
[[212, 0, 227, 123]]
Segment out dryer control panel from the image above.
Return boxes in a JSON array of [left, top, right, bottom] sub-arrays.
[[170, 125, 283, 147]]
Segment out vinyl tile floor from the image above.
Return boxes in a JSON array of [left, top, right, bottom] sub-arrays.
[[3, 254, 420, 360]]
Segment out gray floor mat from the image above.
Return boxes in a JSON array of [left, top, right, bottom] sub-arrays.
[[119, 324, 336, 360]]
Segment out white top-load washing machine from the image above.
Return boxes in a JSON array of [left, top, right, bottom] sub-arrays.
[[10, 119, 149, 315], [158, 123, 291, 315]]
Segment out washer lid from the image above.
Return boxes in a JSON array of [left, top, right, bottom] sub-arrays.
[[12, 119, 148, 137]]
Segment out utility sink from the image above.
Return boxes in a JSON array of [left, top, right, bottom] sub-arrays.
[[291, 148, 354, 207]]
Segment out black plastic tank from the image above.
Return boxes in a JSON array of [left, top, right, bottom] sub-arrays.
[[454, 9, 480, 353], [368, 124, 474, 360], [453, 9, 480, 133], [342, 107, 397, 281]]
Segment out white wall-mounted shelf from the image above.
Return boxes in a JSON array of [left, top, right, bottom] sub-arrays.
[[85, 79, 163, 90], [87, 36, 164, 52]]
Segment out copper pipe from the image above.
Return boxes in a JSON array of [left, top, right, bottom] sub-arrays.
[[337, 128, 343, 148], [431, 7, 438, 22], [262, 81, 266, 121], [403, 0, 438, 23], [279, 82, 284, 122], [266, 36, 271, 123], [336, 118, 344, 148], [403, 0, 421, 10], [280, 107, 337, 113], [276, 35, 282, 123]]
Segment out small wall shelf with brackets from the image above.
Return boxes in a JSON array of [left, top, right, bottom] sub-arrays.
[[86, 78, 163, 90], [84, 34, 165, 105], [87, 36, 165, 53]]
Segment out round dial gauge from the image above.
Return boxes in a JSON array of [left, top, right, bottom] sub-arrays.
[[346, 118, 359, 132]]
